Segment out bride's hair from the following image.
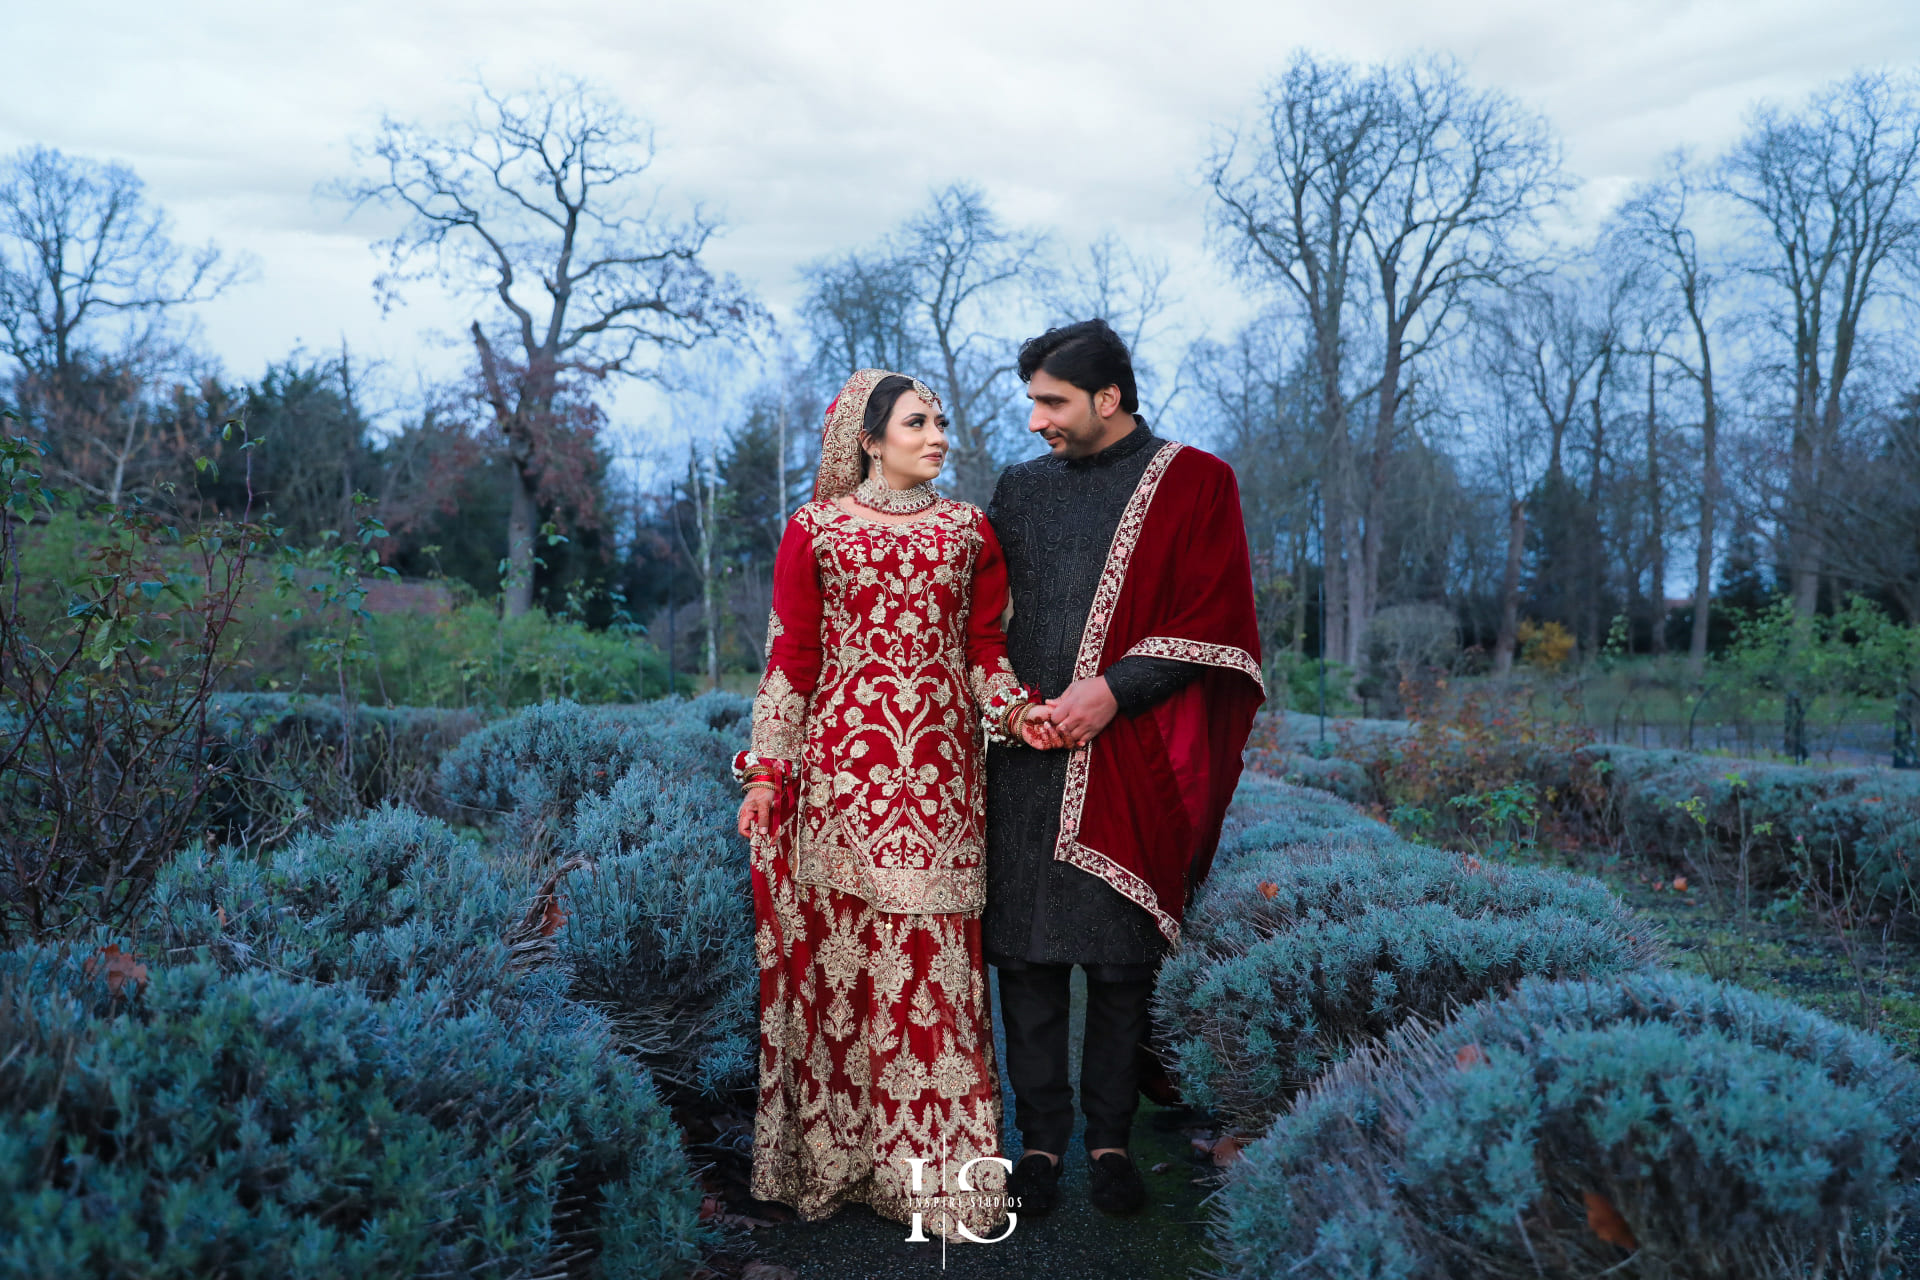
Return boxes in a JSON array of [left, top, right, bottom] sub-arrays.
[[859, 374, 920, 478]]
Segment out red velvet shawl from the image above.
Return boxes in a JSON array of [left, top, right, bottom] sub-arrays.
[[1052, 443, 1264, 946]]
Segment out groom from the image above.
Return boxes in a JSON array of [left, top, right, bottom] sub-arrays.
[[985, 320, 1263, 1216]]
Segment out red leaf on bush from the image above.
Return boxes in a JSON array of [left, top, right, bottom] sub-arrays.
[[1210, 1134, 1245, 1165], [1257, 881, 1279, 899], [83, 944, 148, 996], [1584, 1191, 1636, 1250], [1455, 1044, 1489, 1069]]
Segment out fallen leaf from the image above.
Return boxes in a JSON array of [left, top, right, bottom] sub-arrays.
[[538, 897, 567, 937], [83, 944, 148, 997], [1211, 1134, 1245, 1165], [1150, 1161, 1172, 1174], [1190, 1136, 1215, 1156], [1584, 1191, 1637, 1250], [1672, 877, 1688, 892], [1257, 881, 1279, 899], [1455, 1044, 1489, 1069], [697, 1194, 722, 1222]]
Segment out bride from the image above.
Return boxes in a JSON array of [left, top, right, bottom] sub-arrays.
[[733, 369, 1062, 1238]]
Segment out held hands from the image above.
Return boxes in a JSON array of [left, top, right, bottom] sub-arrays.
[[1043, 675, 1119, 748], [1016, 702, 1069, 750]]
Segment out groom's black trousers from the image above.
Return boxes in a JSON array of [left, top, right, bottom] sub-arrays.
[[994, 959, 1152, 1155]]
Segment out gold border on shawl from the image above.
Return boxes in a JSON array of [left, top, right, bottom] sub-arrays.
[[1122, 636, 1265, 690], [1050, 441, 1187, 947]]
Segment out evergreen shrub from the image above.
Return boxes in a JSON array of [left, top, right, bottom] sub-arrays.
[[1157, 778, 1658, 1126], [559, 761, 757, 1095], [0, 942, 704, 1279], [1217, 969, 1920, 1280], [434, 694, 758, 1094], [144, 804, 533, 1009], [436, 693, 748, 852], [204, 693, 482, 836]]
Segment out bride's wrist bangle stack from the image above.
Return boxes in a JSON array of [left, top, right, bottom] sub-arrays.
[[982, 686, 1040, 746], [732, 750, 784, 794]]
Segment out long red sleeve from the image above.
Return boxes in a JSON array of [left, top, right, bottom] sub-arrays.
[[750, 514, 824, 762]]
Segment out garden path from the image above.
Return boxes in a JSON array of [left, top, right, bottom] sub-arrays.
[[737, 967, 1219, 1280]]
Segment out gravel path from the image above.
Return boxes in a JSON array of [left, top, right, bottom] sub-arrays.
[[739, 967, 1219, 1280]]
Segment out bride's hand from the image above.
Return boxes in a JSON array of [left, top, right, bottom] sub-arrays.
[[1019, 703, 1069, 750], [738, 789, 775, 838]]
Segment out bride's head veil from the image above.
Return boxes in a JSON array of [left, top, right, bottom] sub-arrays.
[[813, 369, 944, 503]]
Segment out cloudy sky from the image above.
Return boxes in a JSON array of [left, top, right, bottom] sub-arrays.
[[8, 0, 1920, 439]]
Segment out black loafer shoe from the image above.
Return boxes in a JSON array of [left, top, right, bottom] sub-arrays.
[[1005, 1152, 1061, 1216], [1088, 1151, 1147, 1216]]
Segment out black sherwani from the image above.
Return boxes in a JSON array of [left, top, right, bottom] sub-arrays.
[[982, 419, 1199, 1155]]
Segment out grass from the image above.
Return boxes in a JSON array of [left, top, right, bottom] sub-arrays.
[[1479, 822, 1920, 1056]]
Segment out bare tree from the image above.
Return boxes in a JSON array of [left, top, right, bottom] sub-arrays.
[[1209, 53, 1393, 665], [1355, 56, 1563, 637], [901, 184, 1047, 504], [799, 249, 924, 379], [343, 78, 759, 615], [1057, 231, 1184, 418], [1720, 71, 1920, 619], [1616, 156, 1725, 670], [0, 145, 239, 385]]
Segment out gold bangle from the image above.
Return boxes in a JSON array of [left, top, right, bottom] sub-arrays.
[[743, 779, 777, 794]]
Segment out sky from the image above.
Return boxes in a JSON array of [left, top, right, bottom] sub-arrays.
[[7, 0, 1920, 449]]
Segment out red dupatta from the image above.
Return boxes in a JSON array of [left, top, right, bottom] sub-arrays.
[[1051, 442, 1265, 946]]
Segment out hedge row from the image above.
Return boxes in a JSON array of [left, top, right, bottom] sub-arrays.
[[0, 694, 768, 1278], [1158, 778, 1658, 1128], [1188, 765, 1920, 1276], [1217, 969, 1920, 1279], [436, 694, 759, 1095], [1261, 711, 1920, 910]]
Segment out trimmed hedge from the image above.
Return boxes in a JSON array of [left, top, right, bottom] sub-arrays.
[[1258, 711, 1920, 912], [559, 752, 758, 1096], [145, 804, 532, 1010], [436, 694, 748, 853], [1157, 778, 1659, 1127], [0, 942, 703, 1279], [1217, 969, 1920, 1279], [433, 695, 759, 1096]]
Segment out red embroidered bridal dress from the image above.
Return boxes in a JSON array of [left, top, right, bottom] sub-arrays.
[[742, 372, 1027, 1237]]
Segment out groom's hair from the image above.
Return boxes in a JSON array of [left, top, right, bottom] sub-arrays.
[[1018, 319, 1138, 414]]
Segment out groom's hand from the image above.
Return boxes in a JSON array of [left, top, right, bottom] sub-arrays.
[[1047, 676, 1119, 746]]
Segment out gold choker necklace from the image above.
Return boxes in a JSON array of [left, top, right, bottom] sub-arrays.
[[855, 475, 938, 515]]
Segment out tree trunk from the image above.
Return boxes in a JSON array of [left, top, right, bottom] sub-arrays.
[[1361, 330, 1404, 649], [1689, 383, 1717, 673], [1494, 497, 1527, 676], [1317, 331, 1350, 667], [504, 461, 538, 618], [1646, 352, 1667, 655]]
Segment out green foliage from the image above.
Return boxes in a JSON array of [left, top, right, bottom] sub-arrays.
[[0, 942, 704, 1279], [1723, 594, 1920, 701], [1217, 969, 1920, 1279], [0, 433, 275, 942], [1156, 778, 1658, 1128], [143, 805, 533, 1010], [362, 600, 674, 709], [1270, 653, 1360, 716]]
